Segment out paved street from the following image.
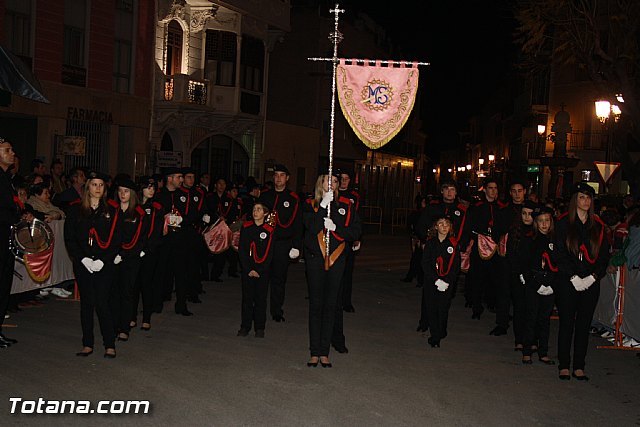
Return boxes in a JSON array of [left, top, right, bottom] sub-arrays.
[[2, 232, 639, 426]]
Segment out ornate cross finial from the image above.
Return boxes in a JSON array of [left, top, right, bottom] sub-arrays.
[[329, 4, 345, 53]]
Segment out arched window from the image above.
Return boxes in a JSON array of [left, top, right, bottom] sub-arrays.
[[166, 20, 183, 75]]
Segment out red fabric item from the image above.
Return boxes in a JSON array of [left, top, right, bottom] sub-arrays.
[[203, 219, 232, 254]]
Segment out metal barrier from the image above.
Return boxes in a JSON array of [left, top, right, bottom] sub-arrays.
[[391, 208, 412, 235], [359, 205, 383, 234]]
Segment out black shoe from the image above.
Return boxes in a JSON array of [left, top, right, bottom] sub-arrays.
[[188, 296, 202, 304], [140, 324, 151, 331], [427, 337, 440, 348], [332, 344, 349, 353], [521, 357, 533, 365], [558, 373, 571, 381], [343, 305, 355, 313], [514, 345, 524, 352], [539, 357, 556, 365], [0, 334, 18, 344], [103, 349, 116, 359], [175, 308, 194, 316], [572, 372, 589, 381], [117, 333, 129, 342], [307, 357, 319, 367], [489, 326, 508, 336], [75, 349, 93, 357], [272, 315, 285, 323], [320, 357, 332, 368], [237, 329, 249, 337], [255, 330, 265, 338]]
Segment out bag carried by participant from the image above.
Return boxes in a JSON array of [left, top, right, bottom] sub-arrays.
[[202, 218, 232, 254]]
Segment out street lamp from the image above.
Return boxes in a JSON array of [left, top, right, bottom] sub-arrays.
[[488, 152, 495, 162], [478, 158, 485, 166], [466, 164, 472, 170], [595, 99, 623, 163], [595, 100, 611, 123], [537, 124, 546, 136]]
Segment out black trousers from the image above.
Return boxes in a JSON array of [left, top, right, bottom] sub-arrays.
[[134, 251, 161, 324], [425, 282, 453, 342], [306, 253, 345, 357], [332, 282, 346, 348], [75, 262, 116, 349], [495, 270, 526, 344], [185, 228, 203, 297], [405, 245, 424, 284], [212, 248, 238, 278], [341, 246, 356, 306], [0, 244, 13, 332], [418, 285, 430, 330], [470, 249, 501, 315], [555, 279, 600, 371], [240, 273, 269, 331], [111, 257, 141, 334], [156, 230, 191, 312], [269, 240, 292, 318], [522, 285, 555, 357]]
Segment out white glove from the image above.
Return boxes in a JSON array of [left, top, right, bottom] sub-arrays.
[[140, 251, 145, 258], [91, 259, 104, 272], [581, 275, 596, 289], [537, 285, 554, 296], [81, 257, 94, 274], [352, 241, 361, 251], [519, 274, 525, 285], [289, 248, 300, 259], [324, 217, 336, 231], [435, 279, 449, 292], [202, 214, 211, 224], [114, 255, 122, 265], [320, 191, 333, 209], [570, 275, 586, 291]]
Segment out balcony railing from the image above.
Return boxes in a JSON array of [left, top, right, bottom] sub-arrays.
[[568, 130, 607, 151], [163, 74, 210, 106]]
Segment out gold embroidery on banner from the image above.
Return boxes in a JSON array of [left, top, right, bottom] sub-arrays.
[[337, 66, 418, 150]]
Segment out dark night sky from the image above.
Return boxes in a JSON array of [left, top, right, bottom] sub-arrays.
[[343, 0, 518, 159]]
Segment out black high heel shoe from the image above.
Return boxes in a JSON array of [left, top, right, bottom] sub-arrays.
[[572, 372, 589, 381], [521, 356, 533, 365], [319, 357, 332, 368], [140, 323, 151, 331], [307, 357, 319, 367], [538, 356, 556, 365], [558, 369, 571, 381], [103, 348, 116, 359], [75, 348, 93, 357], [117, 333, 129, 342], [427, 337, 440, 348]]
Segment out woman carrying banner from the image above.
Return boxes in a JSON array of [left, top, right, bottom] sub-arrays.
[[422, 213, 460, 348], [554, 182, 610, 380], [64, 172, 121, 358], [237, 200, 274, 338], [303, 173, 361, 367], [111, 178, 146, 342], [519, 205, 557, 365], [132, 176, 164, 331]]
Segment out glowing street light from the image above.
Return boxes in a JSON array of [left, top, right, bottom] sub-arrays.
[[595, 100, 611, 123], [478, 158, 485, 166], [488, 153, 495, 162], [537, 124, 546, 136]]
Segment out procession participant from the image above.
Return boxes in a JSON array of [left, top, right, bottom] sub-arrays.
[[402, 195, 427, 288], [155, 168, 195, 316], [258, 164, 303, 322], [491, 178, 527, 336], [0, 138, 25, 348], [415, 179, 470, 328], [337, 170, 361, 313], [520, 205, 557, 365], [205, 177, 231, 282], [304, 173, 361, 367], [181, 167, 207, 302], [422, 213, 460, 348], [64, 171, 121, 358], [111, 178, 146, 342], [131, 176, 164, 331], [554, 182, 610, 381], [237, 200, 275, 338], [468, 177, 506, 319]]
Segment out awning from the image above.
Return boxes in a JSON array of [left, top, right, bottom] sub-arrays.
[[0, 45, 49, 104]]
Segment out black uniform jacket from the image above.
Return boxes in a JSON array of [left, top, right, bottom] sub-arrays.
[[554, 212, 610, 281], [259, 188, 303, 248], [238, 220, 275, 276], [119, 205, 147, 259], [156, 187, 194, 228], [422, 235, 460, 286], [302, 196, 362, 261], [64, 198, 122, 263], [520, 233, 559, 289], [141, 199, 165, 254], [416, 198, 470, 248]]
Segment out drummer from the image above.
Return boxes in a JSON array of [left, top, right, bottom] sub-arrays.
[[0, 137, 26, 348]]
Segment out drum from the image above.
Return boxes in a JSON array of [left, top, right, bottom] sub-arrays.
[[10, 218, 55, 282]]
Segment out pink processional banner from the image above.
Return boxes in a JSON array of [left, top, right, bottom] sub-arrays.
[[336, 60, 419, 149]]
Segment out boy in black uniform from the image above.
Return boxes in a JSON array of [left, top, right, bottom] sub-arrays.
[[155, 168, 195, 316], [237, 200, 275, 338], [181, 167, 208, 302], [258, 164, 303, 322], [337, 170, 361, 313]]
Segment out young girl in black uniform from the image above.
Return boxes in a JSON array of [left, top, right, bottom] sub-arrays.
[[303, 173, 361, 367], [111, 178, 146, 342], [237, 200, 274, 338], [133, 176, 164, 331], [521, 205, 557, 365], [422, 214, 460, 348], [554, 182, 610, 381], [64, 172, 121, 358]]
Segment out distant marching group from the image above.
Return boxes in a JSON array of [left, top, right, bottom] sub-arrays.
[[405, 176, 613, 381]]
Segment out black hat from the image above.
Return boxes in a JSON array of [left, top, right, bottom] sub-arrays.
[[138, 175, 158, 189], [273, 164, 290, 175], [441, 179, 457, 189], [532, 205, 554, 218], [431, 212, 453, 224], [572, 181, 596, 197], [87, 171, 110, 182], [115, 178, 138, 192], [522, 200, 538, 211], [181, 167, 196, 176], [163, 167, 182, 177]]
